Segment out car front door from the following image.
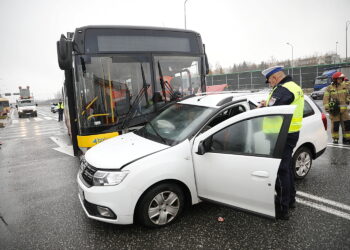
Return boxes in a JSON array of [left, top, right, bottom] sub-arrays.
[[192, 105, 295, 217]]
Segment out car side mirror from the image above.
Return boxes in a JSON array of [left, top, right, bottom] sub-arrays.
[[197, 141, 206, 155]]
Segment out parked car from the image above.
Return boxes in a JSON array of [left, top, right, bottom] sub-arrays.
[[310, 87, 327, 100], [50, 103, 58, 113], [77, 92, 328, 227]]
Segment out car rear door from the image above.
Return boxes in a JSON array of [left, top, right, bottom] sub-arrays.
[[192, 105, 295, 217]]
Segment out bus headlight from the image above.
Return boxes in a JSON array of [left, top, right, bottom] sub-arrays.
[[93, 170, 129, 186]]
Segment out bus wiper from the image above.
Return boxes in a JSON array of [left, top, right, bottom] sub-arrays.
[[157, 61, 178, 102], [141, 64, 150, 107], [121, 78, 150, 130], [157, 61, 167, 103]]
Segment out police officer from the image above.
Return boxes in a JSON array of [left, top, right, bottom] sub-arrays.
[[323, 72, 350, 144], [57, 100, 64, 122], [260, 66, 304, 220]]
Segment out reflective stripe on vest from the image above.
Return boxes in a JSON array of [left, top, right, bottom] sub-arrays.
[[263, 81, 304, 133]]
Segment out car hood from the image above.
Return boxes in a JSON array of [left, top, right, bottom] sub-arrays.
[[85, 132, 169, 169]]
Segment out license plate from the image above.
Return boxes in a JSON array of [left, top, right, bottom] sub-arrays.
[[78, 186, 85, 200]]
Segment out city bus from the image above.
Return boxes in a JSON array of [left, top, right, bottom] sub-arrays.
[[0, 97, 10, 117], [57, 25, 209, 155]]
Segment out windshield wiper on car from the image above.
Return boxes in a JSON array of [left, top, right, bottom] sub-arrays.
[[145, 121, 167, 145]]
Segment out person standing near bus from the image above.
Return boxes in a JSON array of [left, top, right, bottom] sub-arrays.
[[323, 72, 350, 144], [57, 100, 64, 122], [259, 66, 304, 220]]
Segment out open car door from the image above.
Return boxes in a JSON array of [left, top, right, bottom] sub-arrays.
[[192, 105, 295, 218]]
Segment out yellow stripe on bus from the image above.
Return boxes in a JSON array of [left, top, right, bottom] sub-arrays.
[[77, 132, 119, 148]]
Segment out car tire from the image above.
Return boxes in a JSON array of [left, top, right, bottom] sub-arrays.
[[292, 146, 313, 180], [136, 183, 185, 228]]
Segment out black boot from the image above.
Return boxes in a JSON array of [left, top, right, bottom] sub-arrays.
[[343, 139, 350, 145], [275, 206, 290, 220]]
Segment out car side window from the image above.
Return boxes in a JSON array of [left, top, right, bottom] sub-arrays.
[[200, 105, 246, 134], [303, 100, 314, 118], [204, 115, 284, 157], [209, 105, 246, 127]]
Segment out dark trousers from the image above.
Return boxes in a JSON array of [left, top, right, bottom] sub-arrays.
[[275, 132, 299, 212], [58, 109, 63, 121]]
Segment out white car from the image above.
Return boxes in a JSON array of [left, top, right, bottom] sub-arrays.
[[77, 92, 327, 227]]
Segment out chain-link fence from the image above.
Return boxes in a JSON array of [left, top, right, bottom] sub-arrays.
[[206, 62, 350, 90]]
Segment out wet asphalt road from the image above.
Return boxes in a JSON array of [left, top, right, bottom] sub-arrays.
[[0, 103, 349, 250]]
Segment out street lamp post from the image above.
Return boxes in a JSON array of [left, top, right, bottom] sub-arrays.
[[184, 0, 189, 29], [346, 21, 350, 62], [286, 42, 294, 77], [335, 41, 339, 64]]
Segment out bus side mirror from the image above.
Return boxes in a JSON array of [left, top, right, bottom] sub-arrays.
[[203, 44, 210, 75], [57, 34, 73, 70]]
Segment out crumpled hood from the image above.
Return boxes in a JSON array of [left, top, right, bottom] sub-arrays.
[[85, 132, 169, 169]]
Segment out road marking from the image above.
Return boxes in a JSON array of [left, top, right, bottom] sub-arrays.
[[296, 197, 350, 221], [327, 142, 350, 147], [50, 136, 74, 157], [12, 120, 18, 124], [297, 191, 350, 212], [327, 144, 350, 150], [34, 118, 43, 121], [44, 117, 53, 120]]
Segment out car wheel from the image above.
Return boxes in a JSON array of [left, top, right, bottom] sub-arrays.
[[136, 183, 184, 228], [293, 146, 313, 180]]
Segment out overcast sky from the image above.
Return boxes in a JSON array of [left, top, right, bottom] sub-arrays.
[[0, 0, 349, 100]]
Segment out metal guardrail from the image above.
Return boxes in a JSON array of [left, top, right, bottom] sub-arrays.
[[206, 63, 350, 90]]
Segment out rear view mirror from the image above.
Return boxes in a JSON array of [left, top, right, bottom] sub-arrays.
[[57, 34, 73, 70], [197, 141, 206, 155]]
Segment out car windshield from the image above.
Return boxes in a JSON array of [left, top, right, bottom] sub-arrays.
[[135, 103, 215, 145], [18, 100, 34, 106], [314, 77, 328, 86]]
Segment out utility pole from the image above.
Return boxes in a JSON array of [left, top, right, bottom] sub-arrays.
[[346, 21, 350, 62]]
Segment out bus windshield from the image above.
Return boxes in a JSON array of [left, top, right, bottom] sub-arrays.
[[75, 54, 202, 131]]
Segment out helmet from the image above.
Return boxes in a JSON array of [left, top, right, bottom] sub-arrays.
[[332, 72, 345, 80]]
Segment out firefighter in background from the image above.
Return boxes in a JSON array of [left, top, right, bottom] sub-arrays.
[[57, 100, 64, 122], [323, 72, 350, 144]]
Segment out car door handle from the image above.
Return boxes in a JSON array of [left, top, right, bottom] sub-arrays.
[[251, 171, 269, 178]]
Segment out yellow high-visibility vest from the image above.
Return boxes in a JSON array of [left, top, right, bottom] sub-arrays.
[[263, 81, 304, 133], [58, 103, 64, 109]]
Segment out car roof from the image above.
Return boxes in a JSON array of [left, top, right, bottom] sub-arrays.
[[179, 91, 268, 108]]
